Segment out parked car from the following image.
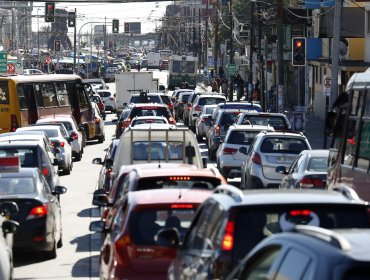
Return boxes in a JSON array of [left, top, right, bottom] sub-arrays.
[[91, 102, 106, 143], [240, 131, 312, 189], [195, 104, 218, 142], [216, 125, 275, 179], [211, 102, 262, 121], [90, 188, 212, 279], [234, 112, 292, 131], [96, 90, 117, 113], [16, 125, 74, 175], [278, 149, 330, 189], [0, 134, 60, 190], [0, 165, 67, 259], [157, 185, 370, 279], [36, 115, 84, 161], [226, 226, 370, 280]]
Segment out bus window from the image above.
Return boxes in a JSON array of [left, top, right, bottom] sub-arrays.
[[0, 81, 9, 105], [358, 122, 370, 171], [34, 84, 44, 108], [56, 82, 70, 106], [41, 83, 57, 107], [78, 87, 90, 110], [17, 85, 28, 110]]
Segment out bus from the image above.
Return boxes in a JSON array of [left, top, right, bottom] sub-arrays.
[[168, 55, 198, 90], [326, 68, 370, 202], [0, 74, 97, 140]]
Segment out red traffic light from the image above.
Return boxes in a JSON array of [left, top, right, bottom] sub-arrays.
[[295, 41, 302, 48]]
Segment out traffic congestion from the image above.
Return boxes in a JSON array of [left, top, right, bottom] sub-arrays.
[[0, 2, 370, 279]]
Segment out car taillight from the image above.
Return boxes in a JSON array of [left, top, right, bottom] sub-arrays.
[[123, 118, 131, 128], [223, 147, 237, 155], [42, 167, 49, 176], [170, 204, 194, 209], [222, 221, 235, 251], [214, 125, 221, 137], [169, 117, 176, 124], [194, 105, 201, 112], [10, 114, 18, 132], [251, 152, 262, 165], [27, 204, 48, 220], [60, 141, 65, 148], [70, 132, 78, 140], [299, 177, 324, 188], [114, 234, 131, 266], [289, 210, 311, 216], [106, 168, 112, 177]]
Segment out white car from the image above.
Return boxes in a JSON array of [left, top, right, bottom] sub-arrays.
[[96, 90, 117, 113], [91, 102, 106, 143], [17, 125, 74, 175], [216, 125, 275, 179], [36, 115, 84, 161]]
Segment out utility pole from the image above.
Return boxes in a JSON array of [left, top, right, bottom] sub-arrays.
[[257, 2, 264, 110], [249, 1, 255, 91], [277, 0, 285, 113], [198, 8, 201, 72], [228, 0, 234, 101], [214, 3, 219, 76], [205, 0, 209, 77], [73, 8, 77, 74]]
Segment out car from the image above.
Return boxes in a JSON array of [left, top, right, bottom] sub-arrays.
[[0, 200, 19, 280], [22, 69, 44, 75], [129, 116, 169, 127], [189, 94, 226, 131], [91, 102, 106, 143], [0, 135, 60, 190], [278, 149, 330, 189], [104, 66, 119, 82], [90, 94, 106, 120], [90, 188, 212, 280], [216, 125, 275, 179], [171, 88, 193, 103], [114, 108, 130, 139], [157, 185, 370, 280], [127, 93, 165, 105], [122, 103, 176, 129], [159, 93, 174, 115], [174, 91, 192, 121], [140, 58, 148, 69], [234, 112, 292, 131], [159, 59, 169, 71], [195, 104, 218, 142], [226, 226, 370, 280], [83, 78, 109, 92], [0, 161, 67, 259], [240, 131, 312, 189], [92, 139, 120, 192], [183, 91, 203, 126], [96, 89, 117, 113], [211, 102, 262, 121], [207, 109, 251, 161], [16, 125, 74, 175], [36, 115, 84, 161]]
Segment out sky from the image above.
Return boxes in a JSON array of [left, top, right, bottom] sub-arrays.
[[32, 1, 171, 35]]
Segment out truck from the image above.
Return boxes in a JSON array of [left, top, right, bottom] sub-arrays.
[[147, 52, 160, 69], [115, 72, 154, 114]]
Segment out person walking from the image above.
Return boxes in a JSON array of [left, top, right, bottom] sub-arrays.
[[211, 78, 218, 92], [221, 79, 228, 97]]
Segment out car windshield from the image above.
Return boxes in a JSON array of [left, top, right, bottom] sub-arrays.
[[0, 148, 37, 167], [136, 176, 221, 191], [198, 97, 225, 106], [0, 177, 35, 194], [220, 112, 242, 126], [260, 137, 308, 154], [227, 131, 259, 145], [129, 95, 161, 103], [132, 141, 183, 160], [233, 204, 369, 262], [129, 208, 196, 245], [307, 157, 328, 171], [242, 115, 288, 130], [205, 107, 216, 114]]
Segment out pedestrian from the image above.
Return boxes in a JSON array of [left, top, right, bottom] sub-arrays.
[[221, 79, 228, 97], [215, 76, 221, 92], [218, 66, 225, 80], [211, 78, 218, 92]]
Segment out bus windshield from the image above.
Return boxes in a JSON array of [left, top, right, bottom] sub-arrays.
[[172, 61, 196, 74]]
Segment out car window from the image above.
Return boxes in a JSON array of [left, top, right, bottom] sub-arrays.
[[40, 175, 52, 194], [0, 177, 35, 194], [242, 115, 288, 130], [130, 107, 170, 119], [292, 154, 303, 173], [198, 97, 225, 106], [307, 157, 328, 171], [220, 112, 241, 126], [227, 131, 259, 146], [0, 147, 37, 167], [132, 141, 183, 160], [160, 95, 171, 104], [275, 248, 312, 280], [129, 95, 161, 103], [90, 96, 101, 103], [240, 247, 281, 280], [132, 119, 167, 126], [260, 137, 308, 154], [180, 94, 190, 102]]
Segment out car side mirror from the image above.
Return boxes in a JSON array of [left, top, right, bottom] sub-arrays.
[[52, 186, 67, 195], [0, 201, 19, 217], [89, 220, 105, 232], [92, 189, 109, 207], [239, 146, 247, 155], [105, 159, 113, 169], [2, 220, 19, 234], [92, 158, 103, 165], [155, 228, 180, 248], [202, 157, 207, 168], [276, 166, 288, 175]]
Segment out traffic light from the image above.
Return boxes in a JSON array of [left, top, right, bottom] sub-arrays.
[[292, 37, 306, 66], [112, 19, 119, 33], [45, 2, 55, 23], [68, 12, 76, 28], [225, 39, 230, 54], [54, 40, 61, 52], [124, 22, 130, 33]]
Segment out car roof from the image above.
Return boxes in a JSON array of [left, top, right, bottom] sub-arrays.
[[0, 133, 47, 142], [198, 94, 225, 98], [230, 124, 275, 131], [300, 149, 330, 156], [332, 229, 370, 261], [0, 140, 43, 147], [18, 125, 62, 132], [37, 117, 73, 123], [127, 189, 212, 207], [127, 124, 176, 130], [133, 166, 221, 178], [130, 103, 167, 107], [239, 112, 287, 117], [131, 93, 162, 96], [132, 116, 167, 120], [257, 131, 307, 138], [118, 163, 197, 176]]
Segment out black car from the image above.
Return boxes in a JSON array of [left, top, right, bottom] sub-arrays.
[[157, 185, 370, 279], [0, 166, 66, 259], [227, 226, 370, 280]]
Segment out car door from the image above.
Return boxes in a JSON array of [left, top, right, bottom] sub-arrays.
[[281, 156, 300, 189]]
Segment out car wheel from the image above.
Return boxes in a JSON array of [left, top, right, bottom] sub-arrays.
[[75, 151, 82, 161], [98, 134, 104, 143], [196, 133, 202, 142], [57, 231, 63, 248], [63, 166, 70, 175], [45, 238, 57, 259]]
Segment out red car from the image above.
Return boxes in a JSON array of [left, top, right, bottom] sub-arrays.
[[90, 188, 212, 280], [159, 60, 169, 71]]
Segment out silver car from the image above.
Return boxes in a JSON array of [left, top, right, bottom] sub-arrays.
[[195, 105, 217, 142], [216, 125, 275, 179], [234, 112, 292, 131], [240, 131, 312, 189], [278, 149, 329, 189]]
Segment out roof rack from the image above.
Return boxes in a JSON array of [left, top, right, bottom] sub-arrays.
[[213, 185, 243, 202], [292, 225, 352, 251], [331, 185, 361, 201]]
